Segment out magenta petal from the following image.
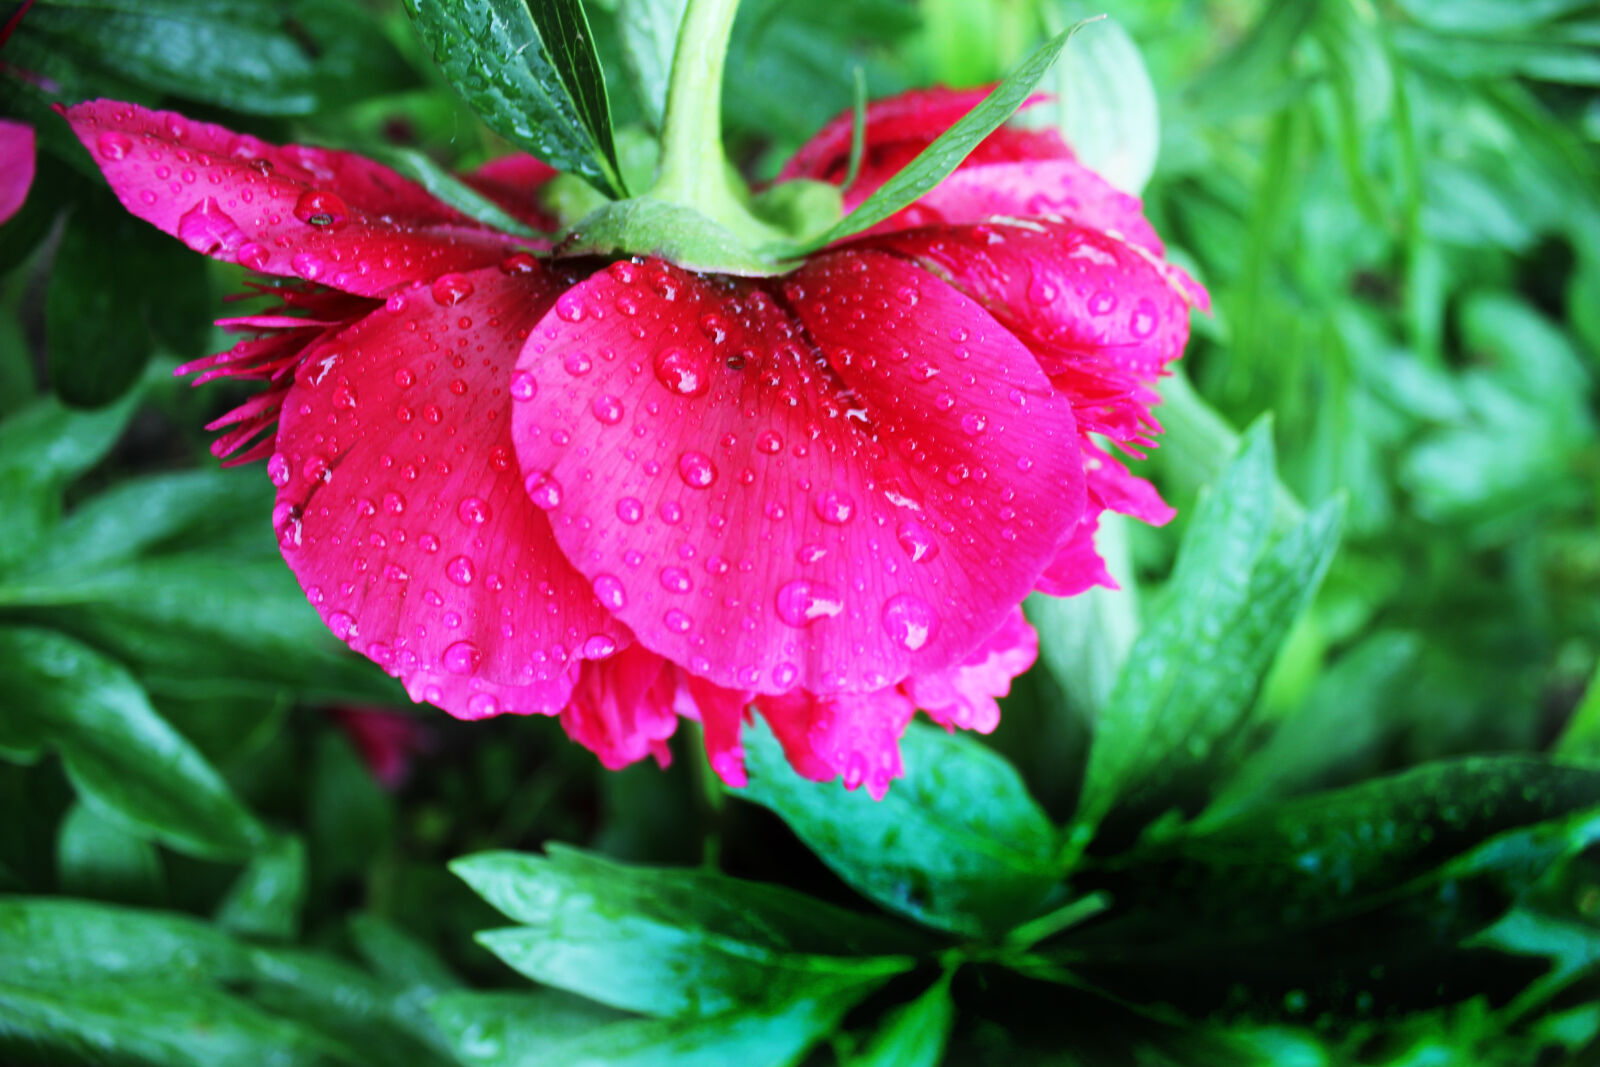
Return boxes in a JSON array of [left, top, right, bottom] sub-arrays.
[[869, 220, 1197, 446], [905, 606, 1038, 733], [0, 120, 35, 225], [907, 160, 1166, 253], [58, 100, 523, 297], [511, 255, 1084, 697], [758, 686, 916, 799], [462, 154, 560, 235], [1034, 509, 1117, 597], [561, 644, 678, 769], [677, 673, 753, 788], [271, 264, 627, 720], [1084, 437, 1174, 526]]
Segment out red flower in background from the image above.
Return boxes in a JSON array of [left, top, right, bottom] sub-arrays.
[[0, 119, 34, 224], [60, 88, 1204, 798]]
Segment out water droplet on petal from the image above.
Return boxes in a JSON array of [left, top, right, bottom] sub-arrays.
[[499, 252, 538, 275], [509, 371, 538, 401], [591, 394, 623, 424], [664, 609, 692, 634], [446, 556, 475, 586], [813, 490, 855, 525], [582, 633, 617, 659], [659, 566, 692, 594], [882, 593, 938, 651], [1088, 290, 1117, 316], [1131, 297, 1158, 338], [431, 273, 475, 306], [678, 450, 717, 489], [177, 197, 243, 254], [960, 412, 987, 436], [775, 579, 844, 628], [236, 241, 270, 271], [653, 346, 709, 397], [592, 573, 627, 610], [327, 611, 357, 640], [524, 470, 563, 509], [895, 520, 939, 563], [267, 453, 290, 487], [465, 692, 500, 718], [96, 131, 132, 160], [756, 430, 783, 454], [457, 496, 491, 525], [563, 352, 592, 375], [293, 189, 349, 229]]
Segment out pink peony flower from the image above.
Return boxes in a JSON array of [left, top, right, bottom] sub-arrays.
[[59, 89, 1204, 798], [0, 120, 34, 225]]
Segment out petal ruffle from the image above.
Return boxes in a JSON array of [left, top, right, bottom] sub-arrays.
[[59, 100, 525, 297], [270, 263, 628, 720], [561, 644, 678, 769], [511, 254, 1084, 697], [867, 220, 1199, 447], [0, 120, 35, 224], [904, 605, 1038, 733], [756, 686, 916, 800]]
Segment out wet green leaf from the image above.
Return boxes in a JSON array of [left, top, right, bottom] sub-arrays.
[[0, 626, 268, 860], [741, 720, 1058, 937], [455, 846, 916, 1017], [404, 0, 626, 197]]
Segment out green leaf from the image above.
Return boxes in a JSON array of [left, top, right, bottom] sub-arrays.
[[618, 0, 688, 129], [13, 0, 415, 115], [246, 945, 457, 1067], [403, 0, 626, 197], [361, 145, 550, 239], [841, 972, 955, 1067], [0, 979, 342, 1067], [1054, 758, 1600, 1017], [1555, 661, 1600, 760], [741, 719, 1058, 937], [798, 17, 1099, 250], [0, 393, 138, 576], [48, 201, 158, 400], [0, 897, 250, 985], [1048, 12, 1159, 195], [454, 846, 916, 1018], [1070, 422, 1344, 845], [428, 990, 628, 1067], [56, 801, 166, 905], [216, 834, 308, 941], [0, 626, 268, 860], [349, 915, 463, 997]]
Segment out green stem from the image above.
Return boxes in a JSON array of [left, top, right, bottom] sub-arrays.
[[648, 0, 779, 242]]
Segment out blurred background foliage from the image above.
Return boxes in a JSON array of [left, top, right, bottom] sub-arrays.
[[1, 0, 1598, 1064]]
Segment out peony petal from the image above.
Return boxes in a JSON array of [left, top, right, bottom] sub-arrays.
[[778, 86, 1061, 187], [867, 220, 1197, 446], [1083, 437, 1174, 526], [1034, 508, 1116, 597], [511, 254, 1084, 697], [561, 643, 678, 769], [271, 263, 627, 720], [0, 120, 35, 224], [676, 673, 753, 788], [462, 154, 561, 233], [58, 100, 524, 297], [904, 605, 1038, 733], [757, 686, 916, 800]]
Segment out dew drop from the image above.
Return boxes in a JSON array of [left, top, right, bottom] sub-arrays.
[[499, 252, 538, 274], [653, 346, 709, 397], [678, 450, 717, 489], [592, 573, 627, 611], [96, 131, 132, 160], [293, 189, 349, 229], [555, 292, 586, 322], [616, 497, 643, 524], [813, 489, 855, 525], [775, 579, 844, 628], [236, 241, 270, 271], [1130, 297, 1159, 338], [895, 520, 940, 563], [382, 491, 406, 515], [659, 566, 692, 594], [523, 471, 563, 510], [882, 593, 938, 651], [582, 634, 617, 659], [960, 412, 987, 436], [756, 430, 783, 454], [509, 371, 538, 401], [446, 556, 475, 586], [457, 496, 491, 525], [267, 452, 290, 488], [1088, 290, 1117, 316], [465, 692, 500, 718], [431, 273, 475, 306], [327, 611, 357, 641], [663, 608, 692, 634], [563, 352, 593, 376], [591, 394, 624, 424]]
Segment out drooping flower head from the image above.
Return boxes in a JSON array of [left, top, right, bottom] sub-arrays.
[[59, 85, 1204, 799]]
